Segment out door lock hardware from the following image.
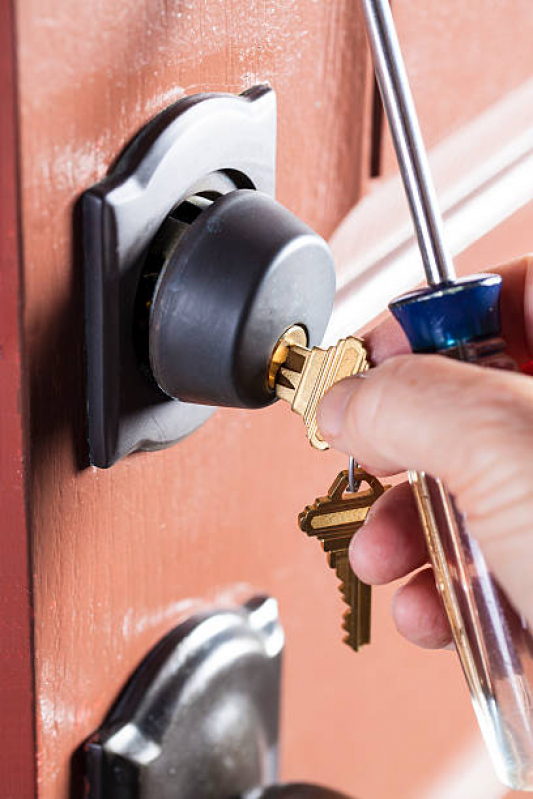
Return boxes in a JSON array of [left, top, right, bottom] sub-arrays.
[[83, 86, 277, 468], [83, 86, 335, 468], [84, 596, 354, 799], [273, 334, 368, 449], [141, 188, 335, 410]]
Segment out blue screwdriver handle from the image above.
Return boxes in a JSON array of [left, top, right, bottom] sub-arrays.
[[390, 272, 514, 366]]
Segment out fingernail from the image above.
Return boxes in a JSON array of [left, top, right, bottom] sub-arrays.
[[317, 376, 363, 442]]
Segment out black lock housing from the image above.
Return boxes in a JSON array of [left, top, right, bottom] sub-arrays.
[[146, 189, 335, 409]]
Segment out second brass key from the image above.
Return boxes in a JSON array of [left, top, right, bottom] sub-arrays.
[[299, 468, 387, 651]]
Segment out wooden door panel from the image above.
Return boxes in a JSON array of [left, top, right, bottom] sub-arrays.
[[16, 1, 371, 796], [379, 0, 533, 174]]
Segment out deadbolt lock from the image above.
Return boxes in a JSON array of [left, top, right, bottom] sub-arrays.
[[137, 188, 334, 409], [83, 87, 335, 467], [84, 597, 355, 799]]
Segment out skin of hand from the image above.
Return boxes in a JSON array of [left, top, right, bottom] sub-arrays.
[[317, 254, 533, 649]]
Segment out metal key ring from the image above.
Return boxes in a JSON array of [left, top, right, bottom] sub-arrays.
[[348, 456, 362, 493]]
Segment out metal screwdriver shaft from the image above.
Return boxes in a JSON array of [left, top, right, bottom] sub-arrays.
[[361, 0, 456, 286]]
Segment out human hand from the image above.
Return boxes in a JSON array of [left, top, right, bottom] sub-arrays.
[[318, 255, 533, 648]]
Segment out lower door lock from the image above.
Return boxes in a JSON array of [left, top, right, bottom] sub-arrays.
[[85, 597, 353, 799]]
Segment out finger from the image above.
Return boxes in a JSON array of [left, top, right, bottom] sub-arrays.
[[499, 253, 533, 364], [363, 254, 533, 366], [392, 567, 452, 649], [364, 316, 410, 365], [349, 482, 428, 585], [317, 354, 533, 486], [318, 354, 533, 620]]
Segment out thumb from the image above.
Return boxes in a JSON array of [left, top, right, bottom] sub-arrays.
[[317, 355, 533, 620]]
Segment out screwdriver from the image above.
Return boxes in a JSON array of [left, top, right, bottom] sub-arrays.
[[360, 0, 533, 790]]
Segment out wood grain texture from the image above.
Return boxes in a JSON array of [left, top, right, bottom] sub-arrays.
[[14, 1, 533, 797], [0, 2, 36, 797]]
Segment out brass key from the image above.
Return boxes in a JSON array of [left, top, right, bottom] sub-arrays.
[[269, 327, 369, 449], [299, 468, 386, 651]]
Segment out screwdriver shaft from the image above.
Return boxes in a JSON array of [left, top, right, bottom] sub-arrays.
[[361, 0, 456, 286]]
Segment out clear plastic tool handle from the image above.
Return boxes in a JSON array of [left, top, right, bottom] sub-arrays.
[[410, 471, 533, 790]]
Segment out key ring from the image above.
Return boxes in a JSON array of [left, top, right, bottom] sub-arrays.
[[348, 455, 362, 493]]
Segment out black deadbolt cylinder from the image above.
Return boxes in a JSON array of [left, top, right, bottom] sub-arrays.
[[148, 189, 336, 408]]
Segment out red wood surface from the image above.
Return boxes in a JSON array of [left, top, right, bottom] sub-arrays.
[[16, 3, 373, 796], [0, 1, 36, 796], [380, 0, 533, 175]]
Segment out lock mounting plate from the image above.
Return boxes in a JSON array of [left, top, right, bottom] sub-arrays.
[[82, 86, 276, 467], [84, 596, 283, 799]]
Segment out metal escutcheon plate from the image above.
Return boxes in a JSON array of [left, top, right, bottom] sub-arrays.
[[85, 596, 284, 799]]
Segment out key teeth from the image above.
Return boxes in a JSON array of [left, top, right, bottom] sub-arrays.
[[333, 545, 368, 653], [337, 573, 360, 651], [337, 579, 350, 603], [336, 566, 371, 651], [342, 622, 359, 651]]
